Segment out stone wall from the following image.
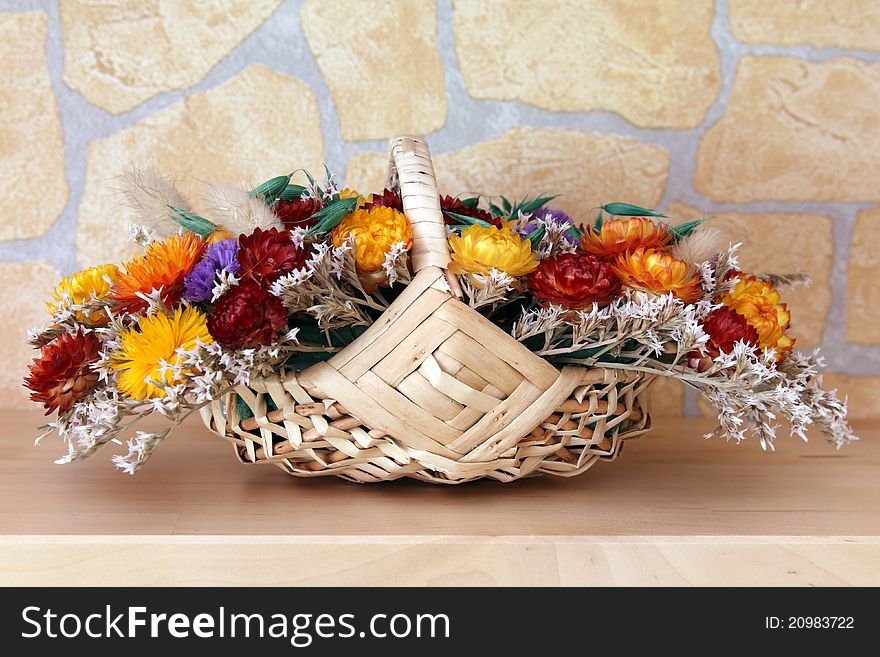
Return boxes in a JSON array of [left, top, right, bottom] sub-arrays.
[[1, 0, 878, 418]]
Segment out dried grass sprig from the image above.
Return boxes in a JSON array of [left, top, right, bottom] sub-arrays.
[[117, 165, 192, 241], [203, 183, 283, 235], [671, 223, 721, 274], [753, 272, 812, 289]]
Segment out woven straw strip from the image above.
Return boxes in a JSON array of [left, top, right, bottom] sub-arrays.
[[461, 366, 586, 462], [417, 354, 501, 412], [388, 136, 451, 274], [435, 331, 525, 394], [433, 300, 558, 389], [396, 371, 465, 420], [447, 379, 543, 454], [371, 315, 458, 386], [355, 371, 462, 444], [336, 288, 450, 381], [330, 267, 443, 370], [304, 361, 461, 458], [205, 367, 652, 483]]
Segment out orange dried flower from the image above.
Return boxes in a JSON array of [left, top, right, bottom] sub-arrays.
[[612, 247, 700, 302], [581, 217, 672, 258], [721, 275, 795, 360], [111, 233, 207, 315]]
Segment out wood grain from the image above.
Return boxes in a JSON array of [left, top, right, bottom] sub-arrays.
[[1, 411, 876, 585], [1, 536, 877, 586], [1, 411, 876, 537]]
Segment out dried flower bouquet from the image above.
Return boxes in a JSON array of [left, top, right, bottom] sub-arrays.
[[24, 138, 855, 480]]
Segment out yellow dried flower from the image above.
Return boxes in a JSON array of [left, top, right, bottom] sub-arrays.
[[338, 187, 365, 207], [47, 264, 120, 325], [331, 206, 412, 272], [112, 306, 213, 400], [448, 222, 539, 279]]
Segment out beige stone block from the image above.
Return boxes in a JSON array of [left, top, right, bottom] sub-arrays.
[[649, 377, 684, 417], [668, 203, 832, 347], [60, 0, 282, 114], [346, 127, 670, 224], [822, 374, 880, 419], [300, 0, 446, 140], [76, 64, 324, 267], [696, 57, 880, 202], [0, 12, 67, 242], [0, 261, 61, 408], [848, 208, 880, 344], [729, 0, 880, 51], [452, 0, 720, 128]]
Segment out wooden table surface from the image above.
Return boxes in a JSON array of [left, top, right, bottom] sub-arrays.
[[1, 410, 877, 585]]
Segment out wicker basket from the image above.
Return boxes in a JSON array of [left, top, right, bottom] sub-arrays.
[[200, 135, 655, 483]]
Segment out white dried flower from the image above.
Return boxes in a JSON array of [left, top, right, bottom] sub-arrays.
[[210, 269, 239, 303]]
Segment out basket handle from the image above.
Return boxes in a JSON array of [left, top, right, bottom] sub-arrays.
[[386, 135, 461, 295]]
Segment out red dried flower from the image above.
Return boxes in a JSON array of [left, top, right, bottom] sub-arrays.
[[440, 195, 499, 226], [528, 253, 622, 309], [24, 331, 101, 415], [207, 281, 288, 349], [363, 188, 499, 226], [237, 227, 308, 285], [362, 188, 403, 212], [273, 197, 323, 229], [703, 306, 760, 356]]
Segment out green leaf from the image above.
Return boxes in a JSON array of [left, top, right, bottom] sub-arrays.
[[527, 225, 545, 246], [235, 395, 255, 423], [442, 210, 492, 227], [602, 202, 666, 218], [460, 196, 480, 209], [501, 196, 512, 214], [279, 184, 307, 201], [251, 174, 291, 203], [489, 202, 504, 217], [670, 218, 706, 243], [512, 194, 558, 217], [594, 209, 604, 230], [566, 224, 584, 240], [167, 206, 217, 237], [306, 197, 358, 235]]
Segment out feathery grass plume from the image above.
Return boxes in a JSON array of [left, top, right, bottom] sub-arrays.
[[753, 272, 812, 290], [671, 223, 721, 273], [202, 183, 284, 236], [119, 165, 192, 241]]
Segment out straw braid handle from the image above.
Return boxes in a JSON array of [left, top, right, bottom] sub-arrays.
[[386, 135, 451, 274]]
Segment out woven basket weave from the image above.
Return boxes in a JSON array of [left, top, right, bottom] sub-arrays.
[[200, 135, 654, 483]]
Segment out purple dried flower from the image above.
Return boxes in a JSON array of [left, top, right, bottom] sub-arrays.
[[521, 208, 578, 243], [183, 239, 240, 302]]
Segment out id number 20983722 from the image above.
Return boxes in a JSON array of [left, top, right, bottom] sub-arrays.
[[765, 617, 854, 630]]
